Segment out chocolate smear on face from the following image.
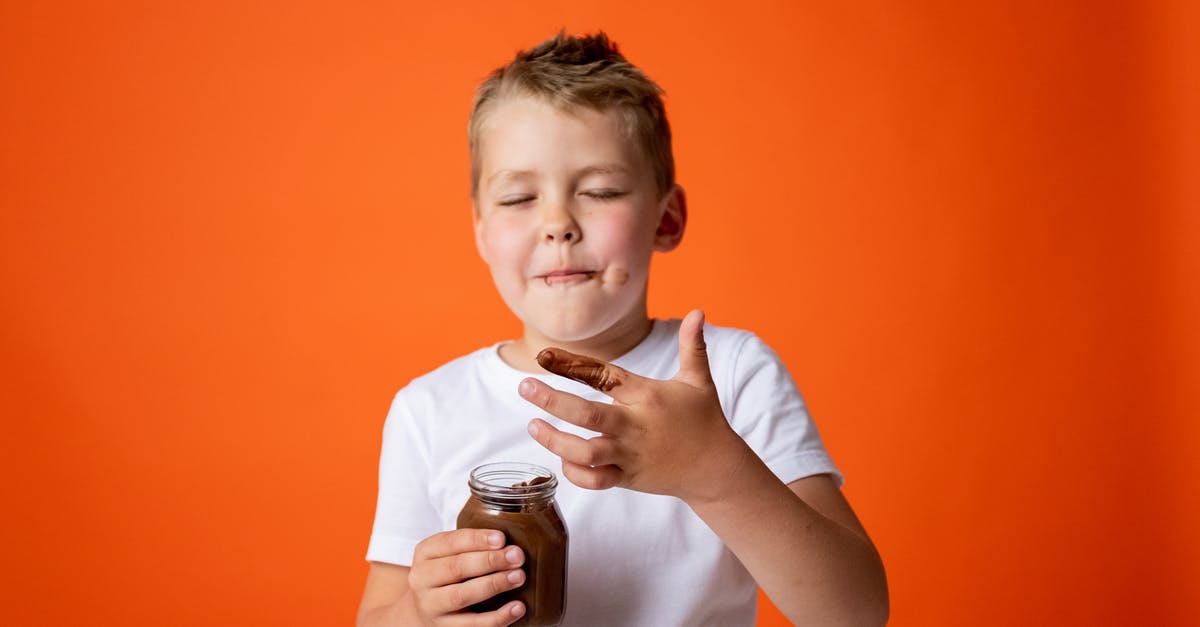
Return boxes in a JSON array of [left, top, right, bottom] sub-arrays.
[[601, 266, 629, 285], [536, 348, 622, 392]]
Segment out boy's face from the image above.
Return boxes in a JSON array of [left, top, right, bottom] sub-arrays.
[[472, 96, 684, 345]]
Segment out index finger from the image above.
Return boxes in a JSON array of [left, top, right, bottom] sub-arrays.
[[535, 348, 640, 399], [518, 378, 626, 434], [414, 528, 506, 562]]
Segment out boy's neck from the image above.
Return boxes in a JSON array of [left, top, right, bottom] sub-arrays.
[[499, 312, 655, 374]]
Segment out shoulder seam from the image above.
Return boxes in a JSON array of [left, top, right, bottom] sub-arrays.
[[723, 329, 756, 416]]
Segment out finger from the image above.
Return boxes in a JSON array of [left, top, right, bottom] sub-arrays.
[[676, 309, 714, 386], [561, 459, 623, 490], [527, 418, 621, 467], [441, 601, 526, 627], [430, 568, 527, 616], [414, 528, 505, 562], [519, 378, 626, 434], [535, 347, 642, 400], [410, 544, 525, 589]]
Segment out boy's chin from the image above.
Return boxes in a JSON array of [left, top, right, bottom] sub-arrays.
[[527, 320, 607, 344], [523, 311, 629, 345]]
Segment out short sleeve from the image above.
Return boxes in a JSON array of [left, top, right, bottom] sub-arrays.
[[365, 390, 442, 565], [725, 333, 843, 487]]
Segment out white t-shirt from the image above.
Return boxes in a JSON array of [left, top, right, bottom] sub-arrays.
[[366, 319, 841, 626]]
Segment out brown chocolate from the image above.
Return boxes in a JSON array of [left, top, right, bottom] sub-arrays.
[[457, 496, 568, 626], [512, 475, 552, 489], [536, 348, 622, 392]]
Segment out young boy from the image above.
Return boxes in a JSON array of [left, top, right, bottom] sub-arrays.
[[357, 32, 888, 626]]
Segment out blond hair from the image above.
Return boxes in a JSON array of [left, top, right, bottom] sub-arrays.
[[468, 32, 675, 199]]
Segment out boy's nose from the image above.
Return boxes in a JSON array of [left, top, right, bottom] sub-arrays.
[[541, 207, 581, 244], [543, 225, 579, 243]]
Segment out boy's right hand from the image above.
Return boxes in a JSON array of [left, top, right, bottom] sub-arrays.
[[405, 528, 527, 625]]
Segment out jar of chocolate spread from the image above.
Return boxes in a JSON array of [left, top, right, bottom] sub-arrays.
[[457, 462, 568, 626]]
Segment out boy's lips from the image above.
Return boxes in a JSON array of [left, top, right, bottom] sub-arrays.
[[537, 269, 597, 286]]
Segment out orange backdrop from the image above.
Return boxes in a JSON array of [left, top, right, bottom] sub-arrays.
[[2, 2, 1197, 625]]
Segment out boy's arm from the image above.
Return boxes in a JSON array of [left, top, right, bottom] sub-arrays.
[[358, 562, 416, 626], [688, 448, 889, 625], [519, 310, 888, 626]]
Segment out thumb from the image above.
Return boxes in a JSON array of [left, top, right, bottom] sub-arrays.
[[677, 309, 713, 385]]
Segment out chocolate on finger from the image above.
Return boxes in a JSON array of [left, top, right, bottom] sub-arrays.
[[536, 348, 623, 393]]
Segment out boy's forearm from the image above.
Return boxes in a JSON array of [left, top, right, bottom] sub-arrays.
[[357, 589, 419, 627], [357, 597, 405, 627], [684, 437, 889, 626]]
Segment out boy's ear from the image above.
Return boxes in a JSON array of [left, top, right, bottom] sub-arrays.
[[653, 184, 687, 252]]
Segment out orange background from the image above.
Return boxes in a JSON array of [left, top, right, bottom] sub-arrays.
[[2, 2, 1197, 625]]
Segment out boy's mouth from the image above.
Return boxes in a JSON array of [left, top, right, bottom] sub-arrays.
[[538, 269, 596, 286]]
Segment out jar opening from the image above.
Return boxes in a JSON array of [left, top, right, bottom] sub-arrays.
[[468, 462, 558, 506]]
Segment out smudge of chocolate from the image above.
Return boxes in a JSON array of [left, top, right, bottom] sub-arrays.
[[511, 475, 552, 489], [536, 348, 622, 392], [602, 266, 629, 285]]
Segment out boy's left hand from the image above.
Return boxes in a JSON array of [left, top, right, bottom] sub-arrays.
[[518, 309, 750, 503]]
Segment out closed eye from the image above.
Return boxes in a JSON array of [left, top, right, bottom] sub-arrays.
[[497, 195, 535, 207], [581, 189, 628, 200]]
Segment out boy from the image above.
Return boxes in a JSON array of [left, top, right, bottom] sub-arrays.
[[357, 32, 887, 626]]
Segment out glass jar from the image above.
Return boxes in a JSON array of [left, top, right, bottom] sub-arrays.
[[456, 462, 568, 626]]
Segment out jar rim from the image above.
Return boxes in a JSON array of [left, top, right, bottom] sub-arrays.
[[468, 462, 558, 502]]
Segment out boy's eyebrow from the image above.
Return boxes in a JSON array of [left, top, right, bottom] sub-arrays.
[[487, 169, 536, 185], [576, 164, 631, 178]]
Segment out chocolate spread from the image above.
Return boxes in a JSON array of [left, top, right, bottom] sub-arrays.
[[457, 464, 568, 626], [536, 348, 622, 392]]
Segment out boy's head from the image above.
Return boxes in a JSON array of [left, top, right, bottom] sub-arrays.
[[468, 32, 687, 346], [468, 32, 674, 201]]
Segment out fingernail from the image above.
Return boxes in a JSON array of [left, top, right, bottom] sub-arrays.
[[518, 379, 534, 397], [510, 602, 525, 617], [507, 569, 524, 584], [527, 421, 539, 437], [487, 532, 504, 548], [505, 546, 522, 564]]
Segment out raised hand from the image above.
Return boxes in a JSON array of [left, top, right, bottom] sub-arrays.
[[518, 309, 751, 503]]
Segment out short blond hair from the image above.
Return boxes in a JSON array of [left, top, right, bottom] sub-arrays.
[[468, 32, 675, 199]]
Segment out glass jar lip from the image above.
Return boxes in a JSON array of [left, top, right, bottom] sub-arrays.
[[468, 462, 558, 501]]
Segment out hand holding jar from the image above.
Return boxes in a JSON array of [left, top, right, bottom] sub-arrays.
[[404, 525, 528, 625]]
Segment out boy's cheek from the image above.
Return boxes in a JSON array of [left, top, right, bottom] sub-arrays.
[[478, 229, 529, 265]]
